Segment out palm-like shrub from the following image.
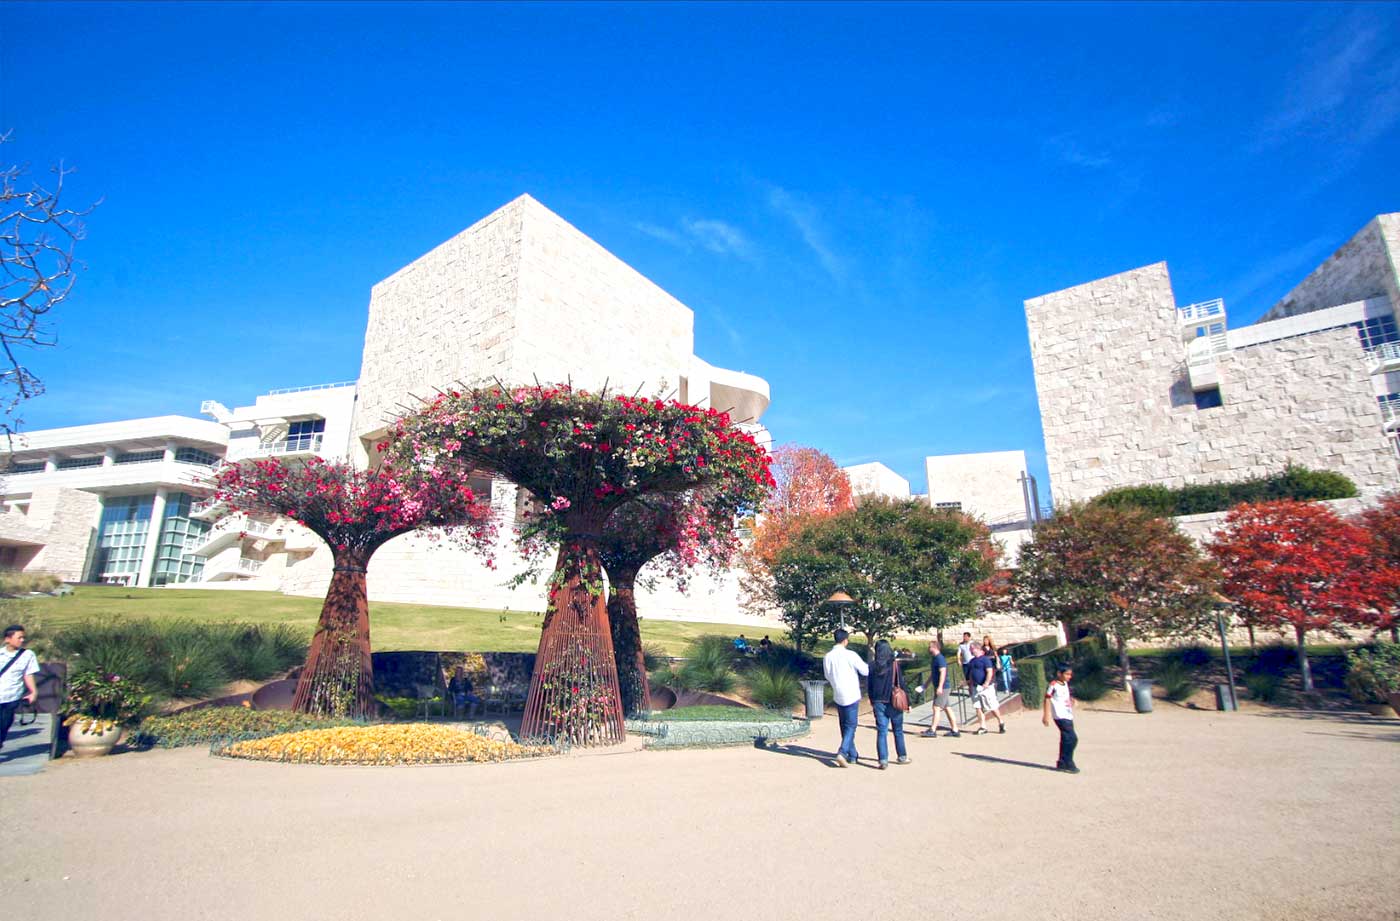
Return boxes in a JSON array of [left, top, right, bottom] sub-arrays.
[[641, 643, 668, 672], [1156, 660, 1195, 702], [676, 636, 738, 693], [149, 631, 228, 699], [746, 662, 802, 710]]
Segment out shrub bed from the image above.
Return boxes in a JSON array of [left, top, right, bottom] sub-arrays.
[[133, 707, 359, 748], [627, 715, 809, 749], [645, 705, 791, 722], [217, 724, 550, 765], [1091, 465, 1356, 517]]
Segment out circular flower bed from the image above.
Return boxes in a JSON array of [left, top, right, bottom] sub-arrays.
[[216, 724, 550, 765]]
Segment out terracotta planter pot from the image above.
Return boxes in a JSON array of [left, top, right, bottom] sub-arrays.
[[66, 721, 122, 757], [1387, 693, 1400, 718]]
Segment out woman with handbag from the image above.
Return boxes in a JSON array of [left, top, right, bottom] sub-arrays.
[[867, 639, 911, 769]]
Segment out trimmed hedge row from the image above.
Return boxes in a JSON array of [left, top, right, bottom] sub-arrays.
[[1018, 634, 1109, 708], [1090, 465, 1356, 517]]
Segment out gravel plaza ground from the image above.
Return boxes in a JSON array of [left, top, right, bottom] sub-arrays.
[[4, 699, 1398, 921]]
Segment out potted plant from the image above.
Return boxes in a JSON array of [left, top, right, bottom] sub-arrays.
[[1344, 643, 1400, 718], [63, 669, 150, 757]]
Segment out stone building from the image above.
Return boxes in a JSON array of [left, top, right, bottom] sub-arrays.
[[1025, 213, 1400, 505]]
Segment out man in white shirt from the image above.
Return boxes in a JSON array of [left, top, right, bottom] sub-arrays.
[[822, 628, 868, 768], [0, 624, 40, 754]]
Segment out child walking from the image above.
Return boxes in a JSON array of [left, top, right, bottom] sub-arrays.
[[1042, 663, 1079, 774]]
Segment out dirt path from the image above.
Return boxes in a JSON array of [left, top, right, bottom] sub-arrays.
[[5, 702, 1398, 921]]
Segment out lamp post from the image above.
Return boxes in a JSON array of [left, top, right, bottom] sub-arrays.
[[824, 590, 855, 632], [1214, 593, 1239, 711]]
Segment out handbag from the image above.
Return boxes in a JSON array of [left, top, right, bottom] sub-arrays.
[[890, 661, 910, 713]]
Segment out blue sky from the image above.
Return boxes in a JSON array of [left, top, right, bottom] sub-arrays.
[[3, 1, 1398, 501]]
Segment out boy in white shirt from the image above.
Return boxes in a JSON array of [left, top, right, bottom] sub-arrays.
[[0, 624, 40, 754], [1042, 663, 1078, 774]]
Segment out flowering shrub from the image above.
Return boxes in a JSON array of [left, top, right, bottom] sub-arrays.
[[213, 457, 496, 719], [63, 668, 151, 733], [132, 706, 358, 748], [218, 724, 550, 765], [387, 383, 773, 745]]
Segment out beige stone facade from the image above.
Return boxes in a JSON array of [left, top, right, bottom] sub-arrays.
[[0, 487, 101, 581], [1026, 216, 1400, 506], [1263, 214, 1400, 322]]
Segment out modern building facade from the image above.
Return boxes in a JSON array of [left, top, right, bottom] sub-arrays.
[[842, 462, 911, 503], [0, 195, 777, 624], [1025, 213, 1400, 506]]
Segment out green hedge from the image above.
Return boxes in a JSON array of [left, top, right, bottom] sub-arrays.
[[1091, 465, 1356, 517], [1007, 634, 1060, 661], [1018, 658, 1047, 709]]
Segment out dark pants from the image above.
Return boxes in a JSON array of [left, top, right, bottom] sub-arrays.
[[835, 702, 860, 762], [1054, 717, 1078, 769], [0, 699, 20, 749]]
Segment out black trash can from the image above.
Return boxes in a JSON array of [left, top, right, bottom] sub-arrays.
[[1131, 679, 1155, 713], [1215, 683, 1237, 711], [801, 680, 827, 719]]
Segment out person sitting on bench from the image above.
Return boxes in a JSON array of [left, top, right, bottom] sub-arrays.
[[448, 667, 483, 718]]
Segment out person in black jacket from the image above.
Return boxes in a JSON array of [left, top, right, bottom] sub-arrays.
[[868, 640, 910, 769]]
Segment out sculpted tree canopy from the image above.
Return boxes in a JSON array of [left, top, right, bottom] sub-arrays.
[[1, 137, 99, 435], [769, 499, 996, 653], [214, 457, 495, 717], [388, 383, 772, 744], [1210, 499, 1388, 692], [1010, 502, 1220, 686]]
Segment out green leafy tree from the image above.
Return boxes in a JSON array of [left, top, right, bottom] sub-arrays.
[[769, 499, 996, 653], [1009, 502, 1221, 686]]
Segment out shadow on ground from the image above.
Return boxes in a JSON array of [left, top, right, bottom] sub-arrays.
[[954, 752, 1061, 773]]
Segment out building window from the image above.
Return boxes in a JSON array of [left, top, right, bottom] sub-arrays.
[[56, 456, 103, 470], [1194, 387, 1224, 410], [934, 501, 963, 512], [7, 461, 45, 474], [115, 450, 164, 465], [151, 492, 208, 586], [1357, 315, 1400, 351], [286, 419, 326, 453], [89, 495, 154, 581], [174, 447, 219, 466]]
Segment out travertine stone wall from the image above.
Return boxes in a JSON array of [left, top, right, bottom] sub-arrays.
[[925, 450, 1029, 521], [2, 487, 103, 581], [351, 199, 525, 455], [1026, 262, 1399, 505], [843, 462, 911, 502], [1262, 214, 1400, 322]]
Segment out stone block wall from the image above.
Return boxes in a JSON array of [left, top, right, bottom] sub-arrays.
[[1027, 262, 1400, 505], [9, 487, 101, 581], [351, 198, 525, 456], [925, 450, 1030, 521], [1262, 214, 1400, 322]]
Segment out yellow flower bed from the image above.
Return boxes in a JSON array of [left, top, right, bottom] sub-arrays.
[[220, 723, 550, 765]]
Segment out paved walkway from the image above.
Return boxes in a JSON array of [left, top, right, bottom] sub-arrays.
[[0, 712, 53, 777]]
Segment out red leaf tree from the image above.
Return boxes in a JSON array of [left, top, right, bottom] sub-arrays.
[[213, 457, 494, 717], [1209, 500, 1387, 691], [750, 444, 854, 565], [1357, 492, 1400, 643], [1009, 503, 1221, 685], [388, 384, 772, 745], [518, 489, 742, 716]]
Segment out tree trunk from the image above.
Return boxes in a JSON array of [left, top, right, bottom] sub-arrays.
[[292, 549, 374, 718], [1247, 623, 1256, 648], [1390, 624, 1398, 644], [520, 533, 626, 746], [1117, 633, 1132, 690], [1296, 625, 1314, 693], [607, 573, 651, 718]]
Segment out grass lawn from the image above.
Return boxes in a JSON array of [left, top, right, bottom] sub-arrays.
[[12, 585, 771, 655]]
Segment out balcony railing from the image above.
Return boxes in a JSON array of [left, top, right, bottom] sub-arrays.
[[1381, 401, 1400, 432], [182, 516, 277, 553], [255, 433, 324, 456], [1366, 341, 1400, 375], [1178, 298, 1226, 324], [267, 381, 357, 395], [235, 557, 263, 575]]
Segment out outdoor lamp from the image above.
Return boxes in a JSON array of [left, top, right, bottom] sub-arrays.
[[824, 590, 856, 630]]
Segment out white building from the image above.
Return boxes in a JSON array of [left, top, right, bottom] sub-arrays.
[[842, 462, 910, 503], [0, 195, 779, 625], [1025, 213, 1400, 505]]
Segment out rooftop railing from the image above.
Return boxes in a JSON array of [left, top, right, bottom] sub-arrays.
[[1178, 298, 1226, 324], [266, 381, 357, 395], [255, 433, 324, 456]]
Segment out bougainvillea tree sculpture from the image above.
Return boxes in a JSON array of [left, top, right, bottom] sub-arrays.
[[387, 384, 773, 745], [213, 457, 494, 718], [1209, 499, 1387, 692], [518, 489, 742, 716]]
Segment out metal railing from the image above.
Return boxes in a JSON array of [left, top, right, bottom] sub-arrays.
[[255, 433, 324, 456], [1380, 400, 1400, 431], [266, 381, 357, 395], [190, 496, 224, 517], [235, 558, 263, 575], [1366, 341, 1400, 373], [1177, 298, 1226, 324]]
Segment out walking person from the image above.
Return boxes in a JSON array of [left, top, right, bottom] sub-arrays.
[[823, 628, 868, 768], [967, 643, 1006, 735], [1043, 663, 1079, 773], [0, 625, 40, 756], [956, 631, 975, 697], [915, 640, 960, 738], [868, 640, 910, 769], [983, 636, 1002, 692]]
